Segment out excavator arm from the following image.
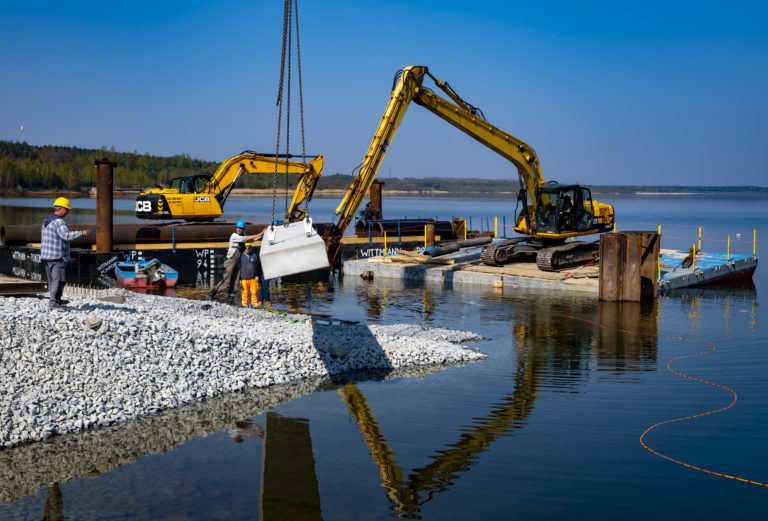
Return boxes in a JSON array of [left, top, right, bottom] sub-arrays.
[[205, 152, 324, 221], [327, 66, 546, 265], [333, 66, 546, 233], [135, 152, 323, 222], [326, 65, 613, 269]]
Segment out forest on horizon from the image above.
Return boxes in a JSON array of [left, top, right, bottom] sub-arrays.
[[1, 141, 766, 195]]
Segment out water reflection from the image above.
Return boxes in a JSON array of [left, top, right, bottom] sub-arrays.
[[595, 301, 659, 374], [261, 413, 323, 521], [42, 483, 63, 521], [330, 296, 662, 518], [0, 365, 451, 517]]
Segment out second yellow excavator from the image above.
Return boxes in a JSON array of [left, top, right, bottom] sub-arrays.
[[135, 151, 323, 222], [326, 66, 614, 271]]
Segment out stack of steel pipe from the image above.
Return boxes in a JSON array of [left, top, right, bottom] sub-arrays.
[[0, 223, 269, 247], [422, 236, 492, 257]]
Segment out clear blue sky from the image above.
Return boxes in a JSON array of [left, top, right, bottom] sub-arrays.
[[1, 0, 766, 186]]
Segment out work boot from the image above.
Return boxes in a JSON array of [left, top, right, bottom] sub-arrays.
[[57, 299, 70, 306], [253, 301, 262, 308], [265, 301, 272, 309]]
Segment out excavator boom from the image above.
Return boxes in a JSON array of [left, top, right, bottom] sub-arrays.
[[327, 66, 614, 270]]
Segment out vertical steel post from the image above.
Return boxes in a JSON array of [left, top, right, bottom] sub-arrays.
[[370, 180, 385, 218], [425, 221, 435, 248], [94, 158, 116, 253]]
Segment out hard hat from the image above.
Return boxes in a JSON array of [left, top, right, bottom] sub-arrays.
[[236, 220, 246, 229], [53, 197, 70, 209], [245, 242, 252, 247]]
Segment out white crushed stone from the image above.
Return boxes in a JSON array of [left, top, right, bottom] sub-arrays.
[[0, 292, 485, 450]]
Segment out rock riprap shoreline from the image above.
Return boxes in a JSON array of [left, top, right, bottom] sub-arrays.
[[0, 292, 485, 450]]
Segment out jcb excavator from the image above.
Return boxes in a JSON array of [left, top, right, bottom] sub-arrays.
[[135, 151, 323, 222], [325, 66, 614, 271]]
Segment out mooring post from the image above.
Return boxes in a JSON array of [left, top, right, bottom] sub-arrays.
[[370, 180, 385, 218], [599, 231, 659, 302], [94, 158, 116, 254], [425, 221, 436, 248]]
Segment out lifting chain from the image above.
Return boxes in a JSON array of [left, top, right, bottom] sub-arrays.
[[294, 0, 308, 215], [272, 0, 307, 226]]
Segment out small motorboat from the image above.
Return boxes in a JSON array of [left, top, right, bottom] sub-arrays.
[[114, 258, 178, 288]]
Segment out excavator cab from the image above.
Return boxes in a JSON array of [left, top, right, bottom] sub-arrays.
[[168, 175, 212, 194], [534, 185, 596, 236]]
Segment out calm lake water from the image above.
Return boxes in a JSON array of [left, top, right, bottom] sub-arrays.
[[0, 194, 766, 520]]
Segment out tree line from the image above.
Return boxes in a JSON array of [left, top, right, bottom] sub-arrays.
[[0, 141, 523, 194], [1, 141, 765, 195]]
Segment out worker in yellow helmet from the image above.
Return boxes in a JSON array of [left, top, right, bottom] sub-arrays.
[[40, 197, 91, 309]]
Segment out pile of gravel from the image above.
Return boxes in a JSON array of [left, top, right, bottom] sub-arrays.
[[0, 292, 485, 450]]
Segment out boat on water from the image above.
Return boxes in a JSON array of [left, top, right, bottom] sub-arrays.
[[114, 258, 178, 288]]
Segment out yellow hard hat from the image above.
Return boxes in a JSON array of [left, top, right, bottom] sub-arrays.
[[245, 242, 252, 247], [53, 197, 70, 209]]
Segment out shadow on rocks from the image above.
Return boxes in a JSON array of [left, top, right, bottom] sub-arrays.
[[311, 322, 394, 384]]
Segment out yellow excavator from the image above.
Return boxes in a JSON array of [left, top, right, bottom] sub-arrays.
[[135, 151, 323, 222], [325, 66, 614, 271]]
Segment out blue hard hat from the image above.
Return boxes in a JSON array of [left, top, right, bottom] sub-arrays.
[[236, 220, 246, 229]]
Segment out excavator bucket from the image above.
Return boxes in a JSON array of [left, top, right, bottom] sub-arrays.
[[259, 218, 330, 279]]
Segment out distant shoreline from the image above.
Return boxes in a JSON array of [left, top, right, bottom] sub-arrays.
[[1, 188, 766, 199]]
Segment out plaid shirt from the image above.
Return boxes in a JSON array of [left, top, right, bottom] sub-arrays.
[[40, 214, 82, 261]]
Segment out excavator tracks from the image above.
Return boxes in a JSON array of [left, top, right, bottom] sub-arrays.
[[535, 242, 599, 272], [481, 238, 540, 267]]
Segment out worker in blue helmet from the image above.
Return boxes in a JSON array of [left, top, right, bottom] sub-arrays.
[[207, 220, 263, 301]]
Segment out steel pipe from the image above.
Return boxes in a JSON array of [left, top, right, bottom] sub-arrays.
[[95, 158, 116, 253], [423, 236, 492, 257], [1, 222, 269, 247]]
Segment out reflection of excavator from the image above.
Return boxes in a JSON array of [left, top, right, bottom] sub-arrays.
[[337, 293, 661, 517], [338, 328, 543, 517], [324, 66, 614, 271], [135, 151, 323, 222]]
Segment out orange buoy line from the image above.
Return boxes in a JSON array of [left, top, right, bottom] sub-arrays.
[[566, 315, 768, 488]]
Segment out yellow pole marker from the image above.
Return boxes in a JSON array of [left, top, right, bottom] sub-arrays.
[[613, 222, 616, 233], [494, 216, 498, 238], [657, 247, 661, 281], [658, 224, 661, 236], [464, 219, 467, 240], [754, 229, 757, 255], [424, 226, 427, 248], [384, 232, 388, 256], [698, 226, 702, 252], [727, 234, 731, 261]]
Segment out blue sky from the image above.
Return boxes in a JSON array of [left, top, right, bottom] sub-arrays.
[[1, 0, 766, 186]]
